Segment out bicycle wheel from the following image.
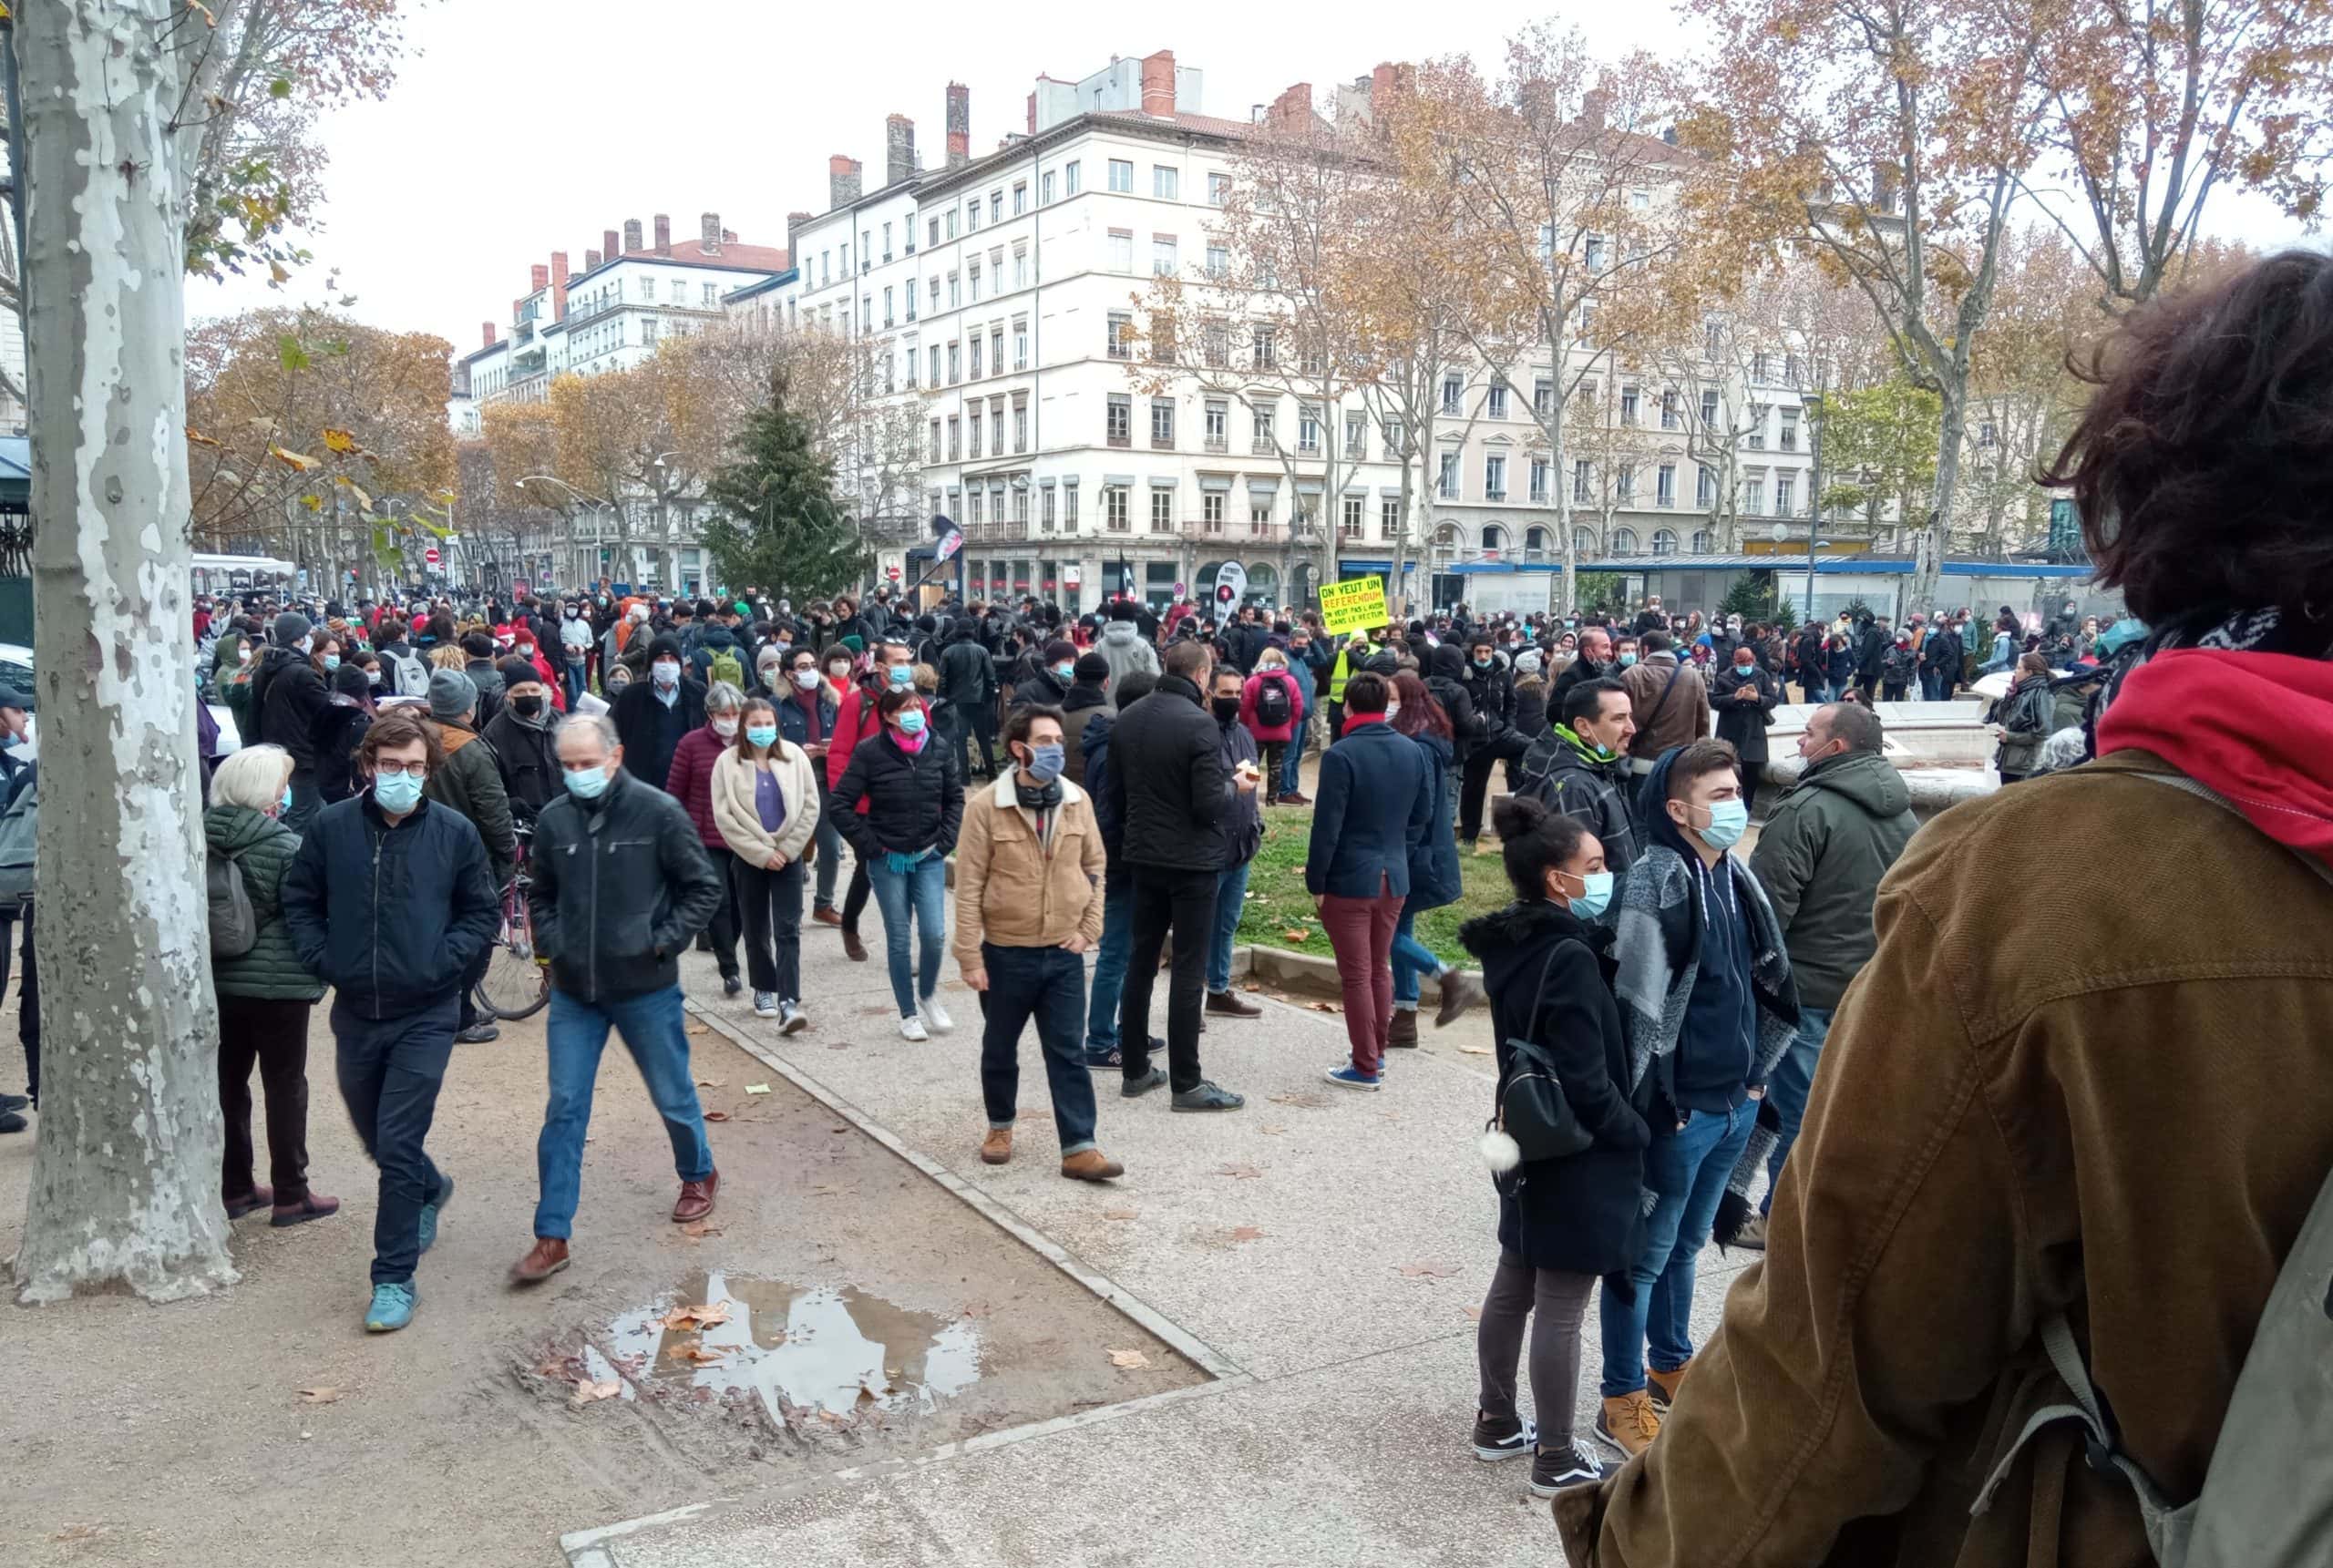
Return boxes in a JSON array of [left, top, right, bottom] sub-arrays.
[[473, 884, 550, 1020]]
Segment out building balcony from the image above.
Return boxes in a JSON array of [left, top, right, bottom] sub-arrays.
[[1203, 435, 1229, 454], [1151, 436, 1176, 451], [1251, 437, 1279, 456]]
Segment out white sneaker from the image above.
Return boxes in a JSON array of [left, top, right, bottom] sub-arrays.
[[920, 993, 955, 1034], [899, 1016, 930, 1042]]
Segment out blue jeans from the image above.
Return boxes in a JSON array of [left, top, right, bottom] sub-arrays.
[[1599, 1099, 1757, 1396], [1280, 714, 1307, 796], [563, 659, 588, 709], [978, 943, 1096, 1153], [534, 983, 714, 1241], [1206, 859, 1252, 995], [1761, 1006, 1832, 1213], [867, 854, 948, 1017], [333, 996, 457, 1286], [1084, 866, 1134, 1056], [1390, 907, 1441, 1005]]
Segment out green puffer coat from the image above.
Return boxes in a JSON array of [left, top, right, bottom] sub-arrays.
[[204, 804, 324, 1002]]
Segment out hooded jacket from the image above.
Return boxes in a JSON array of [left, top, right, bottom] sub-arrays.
[[1558, 715, 2333, 1568], [205, 804, 324, 1002], [1424, 643, 1486, 759], [1461, 897, 1648, 1276], [1746, 747, 1916, 1009], [1096, 620, 1161, 712], [254, 647, 329, 769]]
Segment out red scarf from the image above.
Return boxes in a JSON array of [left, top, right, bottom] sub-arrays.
[[2095, 648, 2333, 871]]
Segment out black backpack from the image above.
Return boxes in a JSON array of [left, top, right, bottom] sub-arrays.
[[1254, 672, 1292, 729]]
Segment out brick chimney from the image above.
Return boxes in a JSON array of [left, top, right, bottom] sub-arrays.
[[603, 227, 620, 261], [482, 322, 498, 350], [653, 213, 671, 255], [585, 248, 601, 271], [1580, 88, 1609, 132], [1372, 61, 1405, 108], [885, 114, 916, 186], [550, 251, 569, 320], [529, 263, 549, 292], [829, 155, 863, 208], [623, 219, 643, 253], [946, 81, 970, 168], [1140, 49, 1177, 118], [701, 212, 722, 255], [1266, 83, 1311, 131]]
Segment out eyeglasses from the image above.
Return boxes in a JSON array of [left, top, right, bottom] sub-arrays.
[[373, 759, 429, 779]]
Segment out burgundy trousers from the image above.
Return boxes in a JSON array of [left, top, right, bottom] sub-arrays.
[[1319, 878, 1403, 1075]]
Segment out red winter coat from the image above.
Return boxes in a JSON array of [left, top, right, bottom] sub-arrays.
[[663, 722, 733, 849], [825, 681, 882, 816], [1239, 668, 1300, 744]]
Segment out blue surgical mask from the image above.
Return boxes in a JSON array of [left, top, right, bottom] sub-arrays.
[[1053, 662, 1074, 682], [888, 664, 915, 688], [895, 708, 927, 735], [1564, 870, 1614, 920], [563, 764, 612, 800], [745, 724, 778, 749], [1618, 651, 1639, 667], [1695, 798, 1749, 851], [323, 654, 341, 671], [372, 771, 424, 815], [279, 785, 294, 815], [1023, 742, 1065, 784]]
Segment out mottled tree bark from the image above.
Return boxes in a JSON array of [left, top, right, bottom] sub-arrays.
[[12, 0, 236, 1303]]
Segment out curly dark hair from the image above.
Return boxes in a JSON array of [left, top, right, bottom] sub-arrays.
[[2043, 251, 2333, 624]]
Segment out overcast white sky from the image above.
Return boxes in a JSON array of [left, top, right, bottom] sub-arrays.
[[194, 0, 2318, 347]]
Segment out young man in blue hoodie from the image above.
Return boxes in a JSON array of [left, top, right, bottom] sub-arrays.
[[1595, 738, 1799, 1460]]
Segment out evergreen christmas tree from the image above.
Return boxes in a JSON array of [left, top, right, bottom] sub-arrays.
[[702, 369, 872, 599]]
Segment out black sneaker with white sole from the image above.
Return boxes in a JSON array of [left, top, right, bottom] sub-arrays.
[[1528, 1439, 1610, 1496], [1471, 1413, 1536, 1462]]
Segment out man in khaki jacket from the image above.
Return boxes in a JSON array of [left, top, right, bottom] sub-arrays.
[[1620, 631, 1711, 773], [954, 704, 1118, 1181]]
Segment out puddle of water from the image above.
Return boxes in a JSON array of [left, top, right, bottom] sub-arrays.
[[591, 1271, 982, 1423]]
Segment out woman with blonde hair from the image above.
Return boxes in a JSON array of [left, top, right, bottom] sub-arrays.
[[204, 743, 337, 1227], [712, 696, 824, 1029]]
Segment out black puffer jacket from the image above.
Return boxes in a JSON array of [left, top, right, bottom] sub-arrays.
[[1100, 674, 1227, 873], [830, 728, 964, 860], [280, 794, 498, 1021], [529, 766, 725, 1004], [1461, 897, 1650, 1276]]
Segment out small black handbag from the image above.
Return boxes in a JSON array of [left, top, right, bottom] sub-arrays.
[[1486, 945, 1595, 1163]]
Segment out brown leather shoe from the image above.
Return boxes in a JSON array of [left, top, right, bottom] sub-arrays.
[[1647, 1358, 1692, 1409], [812, 907, 843, 927], [842, 927, 868, 962], [980, 1127, 1012, 1165], [1060, 1149, 1125, 1182], [672, 1170, 719, 1224], [1386, 1008, 1420, 1050], [1205, 988, 1262, 1019], [509, 1236, 570, 1285], [1596, 1390, 1662, 1458]]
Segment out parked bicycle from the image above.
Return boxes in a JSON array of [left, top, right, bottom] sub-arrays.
[[470, 823, 549, 1020]]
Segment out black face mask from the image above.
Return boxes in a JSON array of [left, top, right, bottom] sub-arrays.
[[1211, 697, 1241, 723], [512, 694, 546, 718]]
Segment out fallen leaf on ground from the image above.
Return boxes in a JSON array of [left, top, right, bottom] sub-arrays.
[[1230, 1225, 1265, 1243], [1457, 1043, 1493, 1055], [694, 1078, 723, 1088], [817, 1408, 848, 1425], [1398, 1263, 1458, 1280], [687, 1024, 709, 1037], [1281, 927, 1311, 942], [1259, 1123, 1288, 1135], [745, 1083, 771, 1095], [809, 1183, 851, 1197], [296, 1386, 342, 1404], [1103, 1207, 1138, 1220], [1217, 1162, 1264, 1179], [570, 1378, 622, 1405], [1108, 1348, 1151, 1369], [961, 1302, 992, 1318], [1309, 1000, 1341, 1013], [681, 1220, 722, 1238], [679, 1343, 727, 1365], [704, 1110, 731, 1122], [829, 1124, 848, 1134], [855, 1386, 879, 1407], [662, 1300, 733, 1331], [1464, 1305, 1482, 1321]]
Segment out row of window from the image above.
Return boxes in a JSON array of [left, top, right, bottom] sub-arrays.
[[1437, 376, 1804, 449], [1428, 451, 1804, 516]]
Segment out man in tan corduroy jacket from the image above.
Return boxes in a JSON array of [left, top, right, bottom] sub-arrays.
[[953, 705, 1117, 1183]]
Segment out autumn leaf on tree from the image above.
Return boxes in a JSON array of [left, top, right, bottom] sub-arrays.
[[321, 427, 358, 454], [268, 445, 319, 472]]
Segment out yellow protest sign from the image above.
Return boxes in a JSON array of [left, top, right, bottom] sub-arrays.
[[1318, 575, 1390, 635]]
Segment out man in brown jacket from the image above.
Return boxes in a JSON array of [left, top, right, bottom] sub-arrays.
[[954, 704, 1120, 1182], [1556, 250, 2333, 1568], [1620, 631, 1711, 773]]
